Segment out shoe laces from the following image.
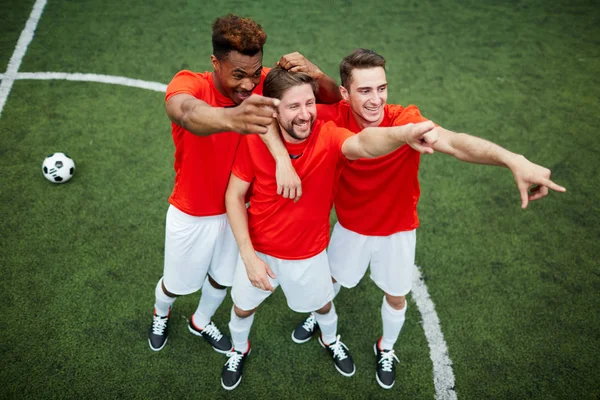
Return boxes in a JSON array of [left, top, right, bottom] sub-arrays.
[[202, 321, 224, 341], [378, 348, 399, 372], [151, 315, 168, 335], [329, 335, 349, 361], [302, 314, 317, 332], [224, 351, 244, 372]]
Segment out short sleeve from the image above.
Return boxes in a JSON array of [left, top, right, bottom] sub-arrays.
[[390, 104, 433, 126], [231, 136, 255, 183], [165, 70, 210, 103], [317, 103, 346, 125], [320, 121, 354, 161]]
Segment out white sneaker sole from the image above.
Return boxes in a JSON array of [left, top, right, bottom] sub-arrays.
[[221, 377, 242, 391], [318, 336, 356, 377], [291, 330, 314, 344], [148, 337, 168, 352]]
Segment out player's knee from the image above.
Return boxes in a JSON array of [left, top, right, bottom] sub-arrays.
[[315, 301, 332, 315], [234, 304, 256, 318], [161, 279, 178, 298], [385, 293, 406, 310], [208, 274, 227, 290]]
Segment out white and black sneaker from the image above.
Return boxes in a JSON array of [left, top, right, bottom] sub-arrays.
[[188, 316, 233, 354], [374, 338, 400, 389], [148, 309, 170, 351], [292, 314, 319, 344], [221, 343, 251, 391], [318, 334, 356, 377]]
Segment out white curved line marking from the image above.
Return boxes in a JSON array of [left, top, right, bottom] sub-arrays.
[[0, 0, 47, 117], [11, 72, 167, 93], [413, 265, 457, 400]]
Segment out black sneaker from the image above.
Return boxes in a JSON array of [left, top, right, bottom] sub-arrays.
[[188, 316, 233, 354], [318, 334, 356, 377], [148, 309, 170, 351], [221, 343, 251, 391], [374, 338, 400, 389], [292, 314, 319, 344]]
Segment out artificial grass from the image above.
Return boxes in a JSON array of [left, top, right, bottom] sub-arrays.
[[1, 0, 599, 398]]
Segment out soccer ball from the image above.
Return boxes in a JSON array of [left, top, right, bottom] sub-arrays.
[[42, 152, 75, 183]]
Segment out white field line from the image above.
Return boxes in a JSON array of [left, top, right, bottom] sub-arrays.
[[0, 0, 48, 117], [412, 265, 458, 400], [2, 72, 167, 93]]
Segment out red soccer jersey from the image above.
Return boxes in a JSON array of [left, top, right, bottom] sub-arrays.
[[165, 68, 269, 216], [317, 101, 430, 235], [232, 119, 353, 260]]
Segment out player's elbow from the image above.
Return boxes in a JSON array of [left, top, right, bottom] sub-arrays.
[[225, 185, 246, 211], [165, 104, 184, 128], [225, 186, 239, 209], [342, 136, 374, 160]]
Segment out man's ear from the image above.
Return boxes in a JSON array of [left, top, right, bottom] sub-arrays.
[[340, 85, 349, 101], [210, 55, 220, 73]]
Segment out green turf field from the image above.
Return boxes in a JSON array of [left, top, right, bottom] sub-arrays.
[[1, 0, 599, 398]]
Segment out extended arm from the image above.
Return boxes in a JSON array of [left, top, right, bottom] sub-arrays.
[[165, 93, 279, 135], [278, 52, 342, 104], [342, 121, 438, 160], [432, 127, 566, 208], [433, 127, 520, 166], [225, 174, 276, 292]]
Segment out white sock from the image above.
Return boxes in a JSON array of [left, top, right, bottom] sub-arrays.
[[332, 282, 341, 298], [192, 277, 228, 329], [380, 296, 407, 351], [154, 278, 176, 317], [314, 302, 338, 345], [228, 306, 254, 354]]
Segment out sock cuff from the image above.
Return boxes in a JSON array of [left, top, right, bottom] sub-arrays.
[[314, 302, 337, 325], [382, 296, 407, 317], [155, 278, 175, 303], [202, 277, 228, 298], [229, 306, 255, 330]]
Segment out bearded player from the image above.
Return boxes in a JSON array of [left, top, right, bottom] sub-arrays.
[[220, 66, 439, 390]]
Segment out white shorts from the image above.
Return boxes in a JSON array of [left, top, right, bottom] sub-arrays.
[[231, 250, 334, 313], [162, 205, 239, 295], [328, 222, 416, 296]]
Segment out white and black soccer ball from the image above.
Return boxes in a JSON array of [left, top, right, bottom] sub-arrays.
[[42, 152, 75, 183]]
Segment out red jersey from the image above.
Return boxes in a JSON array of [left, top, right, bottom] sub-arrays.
[[232, 120, 353, 260], [165, 68, 269, 216], [317, 101, 430, 235]]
